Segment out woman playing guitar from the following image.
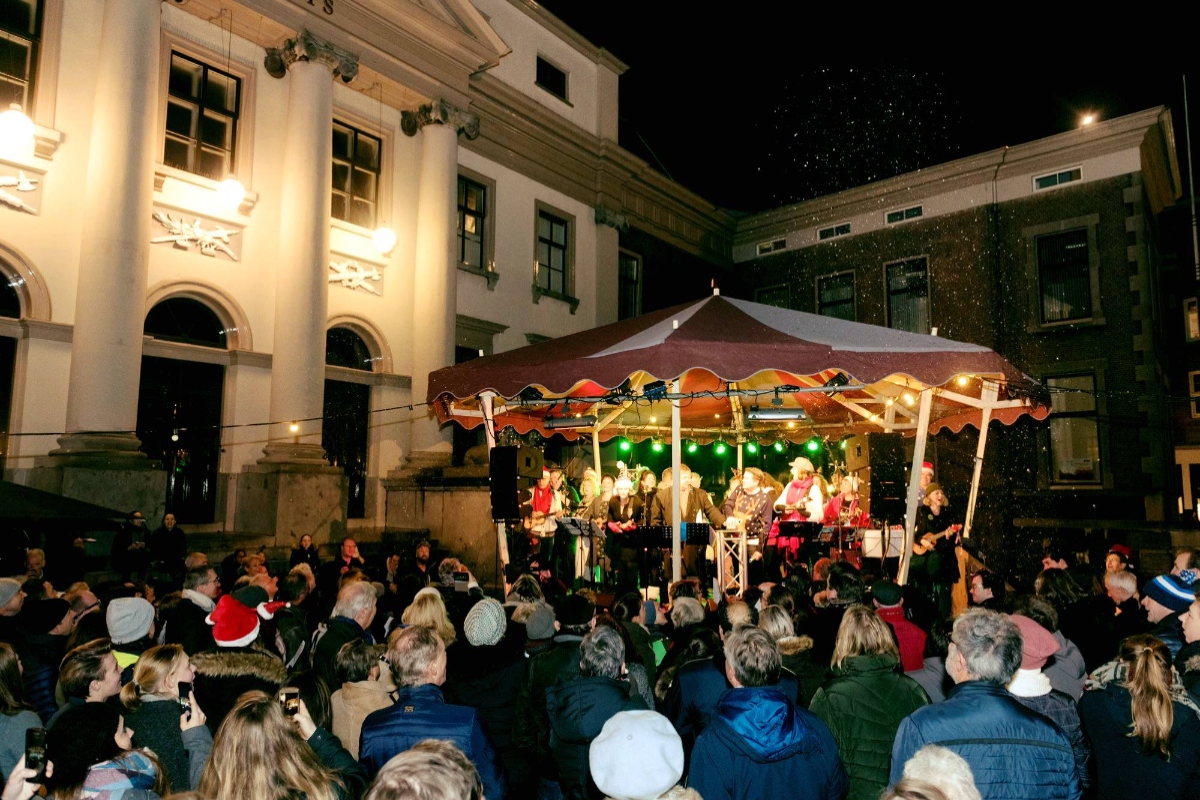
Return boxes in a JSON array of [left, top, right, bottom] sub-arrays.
[[910, 482, 961, 616]]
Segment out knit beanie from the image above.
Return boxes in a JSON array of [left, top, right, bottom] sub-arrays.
[[106, 597, 155, 645], [0, 578, 21, 608], [21, 598, 70, 635], [525, 601, 556, 641], [464, 598, 507, 647], [590, 710, 684, 800], [1009, 614, 1059, 670], [1144, 574, 1194, 614], [206, 586, 287, 647]]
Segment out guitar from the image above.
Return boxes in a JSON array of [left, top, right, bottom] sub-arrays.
[[912, 524, 962, 556]]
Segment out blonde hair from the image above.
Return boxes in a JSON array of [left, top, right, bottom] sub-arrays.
[[401, 591, 456, 646], [364, 739, 481, 800], [831, 604, 900, 669], [120, 644, 187, 710], [758, 605, 795, 642], [198, 691, 340, 800], [388, 625, 446, 688], [1121, 635, 1175, 757]]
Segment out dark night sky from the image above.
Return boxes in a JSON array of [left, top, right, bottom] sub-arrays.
[[535, 4, 1196, 215]]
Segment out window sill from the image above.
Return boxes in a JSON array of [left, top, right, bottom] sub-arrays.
[[1027, 316, 1106, 334], [154, 164, 259, 218], [459, 264, 499, 290], [532, 284, 579, 314], [534, 83, 574, 108]]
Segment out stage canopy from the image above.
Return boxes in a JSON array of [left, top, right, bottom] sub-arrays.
[[429, 293, 1047, 444]]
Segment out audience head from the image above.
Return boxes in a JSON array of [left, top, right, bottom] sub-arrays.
[[0, 642, 25, 714], [723, 626, 781, 688], [871, 579, 904, 609], [437, 558, 464, 587], [832, 604, 901, 669], [717, 600, 754, 635], [463, 598, 507, 647], [1118, 634, 1175, 757], [891, 744, 982, 800], [23, 598, 73, 636], [1106, 543, 1133, 573], [332, 580, 378, 630], [337, 641, 383, 685], [401, 589, 455, 646], [1183, 597, 1200, 644], [669, 597, 705, 629], [1040, 543, 1074, 571], [1141, 574, 1193, 623], [1104, 569, 1138, 605], [589, 711, 684, 800], [198, 690, 338, 800], [105, 597, 155, 645], [46, 702, 150, 799], [1172, 547, 1197, 578], [579, 626, 625, 680], [184, 552, 208, 570], [947, 608, 1022, 685], [924, 618, 953, 660], [279, 571, 310, 604], [757, 605, 795, 643], [668, 579, 700, 604], [185, 566, 221, 599], [387, 625, 446, 689], [291, 563, 317, 593], [1007, 614, 1059, 675], [120, 643, 193, 709], [613, 591, 645, 625], [554, 593, 596, 636], [826, 562, 864, 604], [26, 548, 45, 575], [506, 573, 544, 605], [1009, 594, 1059, 633], [1033, 568, 1085, 610], [288, 670, 333, 730], [969, 570, 1005, 607], [363, 740, 482, 800], [524, 601, 557, 642], [58, 638, 122, 703]]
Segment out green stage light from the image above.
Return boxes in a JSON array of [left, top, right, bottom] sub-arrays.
[[687, 441, 698, 454], [773, 441, 784, 453], [619, 439, 631, 452], [651, 440, 663, 453], [805, 438, 820, 453], [715, 441, 727, 455], [746, 442, 758, 454], [839, 439, 848, 450]]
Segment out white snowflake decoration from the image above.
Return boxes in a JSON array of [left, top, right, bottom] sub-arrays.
[[151, 212, 239, 260], [328, 259, 382, 295]]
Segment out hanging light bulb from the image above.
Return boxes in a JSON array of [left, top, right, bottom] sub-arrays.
[[618, 439, 631, 452], [170, 431, 180, 443], [687, 441, 698, 454], [651, 440, 663, 453], [773, 441, 784, 453], [217, 175, 245, 208], [0, 104, 35, 149], [956, 375, 970, 387], [746, 442, 758, 454], [715, 441, 727, 456], [373, 226, 397, 255], [806, 438, 821, 453], [289, 422, 300, 433]]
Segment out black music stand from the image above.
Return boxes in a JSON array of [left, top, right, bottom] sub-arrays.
[[636, 525, 673, 601], [681, 522, 711, 547], [556, 517, 599, 586]]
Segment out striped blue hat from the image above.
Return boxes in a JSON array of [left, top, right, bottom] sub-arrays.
[[1144, 574, 1195, 614]]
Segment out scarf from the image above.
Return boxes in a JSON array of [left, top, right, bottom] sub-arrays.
[[183, 589, 216, 613], [1007, 668, 1052, 697], [531, 484, 553, 515]]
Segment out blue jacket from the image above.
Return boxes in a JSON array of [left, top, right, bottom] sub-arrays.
[[359, 683, 504, 800], [890, 680, 1081, 800], [688, 687, 848, 800]]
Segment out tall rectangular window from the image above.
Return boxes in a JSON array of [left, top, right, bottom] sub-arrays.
[[457, 176, 486, 269], [332, 121, 381, 228], [536, 210, 569, 295], [535, 56, 568, 101], [164, 52, 241, 180], [1191, 372, 1200, 419], [1037, 228, 1091, 323], [755, 284, 789, 309], [618, 250, 640, 320], [1047, 373, 1100, 484], [887, 257, 930, 333], [1186, 298, 1199, 342], [817, 272, 855, 321], [0, 0, 40, 110]]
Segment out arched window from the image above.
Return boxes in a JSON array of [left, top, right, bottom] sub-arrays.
[[0, 275, 19, 319], [0, 272, 19, 472], [137, 298, 227, 523], [324, 327, 371, 518], [144, 297, 227, 348]]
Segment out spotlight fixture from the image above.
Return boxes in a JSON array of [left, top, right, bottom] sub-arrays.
[[745, 442, 758, 454], [0, 103, 35, 148], [545, 414, 597, 430], [805, 438, 821, 453], [715, 441, 727, 455], [651, 440, 664, 453], [518, 386, 545, 403], [956, 376, 969, 387], [773, 441, 785, 453], [771, 389, 783, 407], [618, 439, 631, 452], [746, 405, 808, 421], [642, 380, 668, 400], [823, 372, 851, 390], [687, 441, 698, 454]]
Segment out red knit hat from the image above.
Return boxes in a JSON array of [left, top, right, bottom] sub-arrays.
[[206, 587, 288, 647], [921, 462, 934, 473], [1009, 614, 1059, 670]]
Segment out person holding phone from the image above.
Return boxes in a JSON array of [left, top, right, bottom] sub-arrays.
[[3, 754, 53, 800], [45, 703, 164, 800], [120, 645, 212, 793], [0, 643, 41, 782]]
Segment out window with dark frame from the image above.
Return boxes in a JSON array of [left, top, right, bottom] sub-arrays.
[[886, 257, 930, 334], [0, 0, 41, 111], [818, 222, 851, 241], [323, 328, 372, 519], [1034, 168, 1082, 191], [164, 52, 241, 180], [817, 272, 855, 321], [1185, 298, 1199, 342], [755, 284, 790, 309], [535, 56, 568, 101], [1037, 228, 1091, 323], [536, 210, 569, 296], [457, 176, 486, 269], [1190, 371, 1200, 419], [332, 121, 381, 229], [617, 251, 640, 320], [886, 206, 923, 224], [1046, 373, 1100, 484]]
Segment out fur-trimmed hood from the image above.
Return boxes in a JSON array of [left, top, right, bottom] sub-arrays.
[[777, 635, 814, 657], [191, 646, 287, 683]]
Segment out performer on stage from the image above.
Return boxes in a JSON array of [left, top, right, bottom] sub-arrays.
[[724, 466, 775, 561], [823, 476, 867, 526], [636, 469, 657, 524], [917, 461, 934, 502], [910, 482, 960, 617], [607, 475, 644, 590], [648, 464, 726, 582], [766, 457, 824, 574]]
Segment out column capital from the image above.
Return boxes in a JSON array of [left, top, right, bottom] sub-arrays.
[[400, 100, 479, 140], [265, 30, 359, 83]]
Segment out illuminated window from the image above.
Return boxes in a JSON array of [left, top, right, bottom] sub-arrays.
[[164, 52, 241, 180]]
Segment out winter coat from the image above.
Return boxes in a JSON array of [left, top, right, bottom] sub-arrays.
[[444, 636, 531, 794], [890, 679, 1081, 800], [1058, 596, 1115, 672], [272, 603, 312, 671], [906, 656, 949, 704], [0, 708, 41, 782], [161, 594, 215, 656], [359, 683, 504, 800], [191, 645, 287, 734], [545, 676, 647, 800], [1177, 639, 1200, 706], [1007, 669, 1091, 791], [778, 635, 826, 708], [875, 605, 927, 672], [1044, 630, 1086, 700], [124, 697, 213, 792], [308, 725, 368, 800], [331, 679, 396, 760], [114, 637, 156, 686], [20, 632, 66, 723], [1078, 681, 1200, 799], [620, 618, 657, 684], [290, 546, 321, 571], [312, 616, 370, 690], [515, 633, 584, 781], [688, 686, 848, 800], [809, 654, 929, 800], [1149, 615, 1186, 661], [80, 750, 161, 800]]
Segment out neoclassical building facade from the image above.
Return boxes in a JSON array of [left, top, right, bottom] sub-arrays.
[[0, 0, 732, 546]]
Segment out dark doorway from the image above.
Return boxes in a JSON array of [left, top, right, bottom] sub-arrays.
[[139, 298, 227, 523], [324, 328, 371, 519], [0, 275, 17, 473], [452, 345, 485, 466]]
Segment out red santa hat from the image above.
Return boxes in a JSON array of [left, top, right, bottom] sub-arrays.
[[921, 462, 934, 474], [206, 586, 288, 647]]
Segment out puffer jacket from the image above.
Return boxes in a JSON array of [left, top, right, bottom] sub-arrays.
[[890, 680, 1081, 800], [191, 645, 287, 734], [514, 633, 584, 781], [688, 687, 848, 800], [1149, 616, 1186, 661], [809, 654, 928, 800], [546, 676, 647, 800], [778, 635, 826, 708], [1078, 681, 1200, 799]]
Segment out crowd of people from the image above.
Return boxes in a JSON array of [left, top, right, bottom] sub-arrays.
[[1, 518, 1200, 800]]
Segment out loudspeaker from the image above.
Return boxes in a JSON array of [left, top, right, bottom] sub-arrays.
[[867, 433, 906, 522], [489, 446, 544, 520]]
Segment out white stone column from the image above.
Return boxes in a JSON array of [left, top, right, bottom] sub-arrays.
[[54, 0, 160, 460], [260, 32, 357, 463], [402, 101, 479, 466]]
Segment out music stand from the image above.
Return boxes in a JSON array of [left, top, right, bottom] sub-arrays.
[[680, 522, 711, 547], [633, 525, 672, 600], [556, 517, 597, 586]]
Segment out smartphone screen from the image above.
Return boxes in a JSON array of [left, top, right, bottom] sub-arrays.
[[279, 687, 300, 717], [178, 681, 192, 718], [453, 571, 470, 592], [25, 728, 46, 781]]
